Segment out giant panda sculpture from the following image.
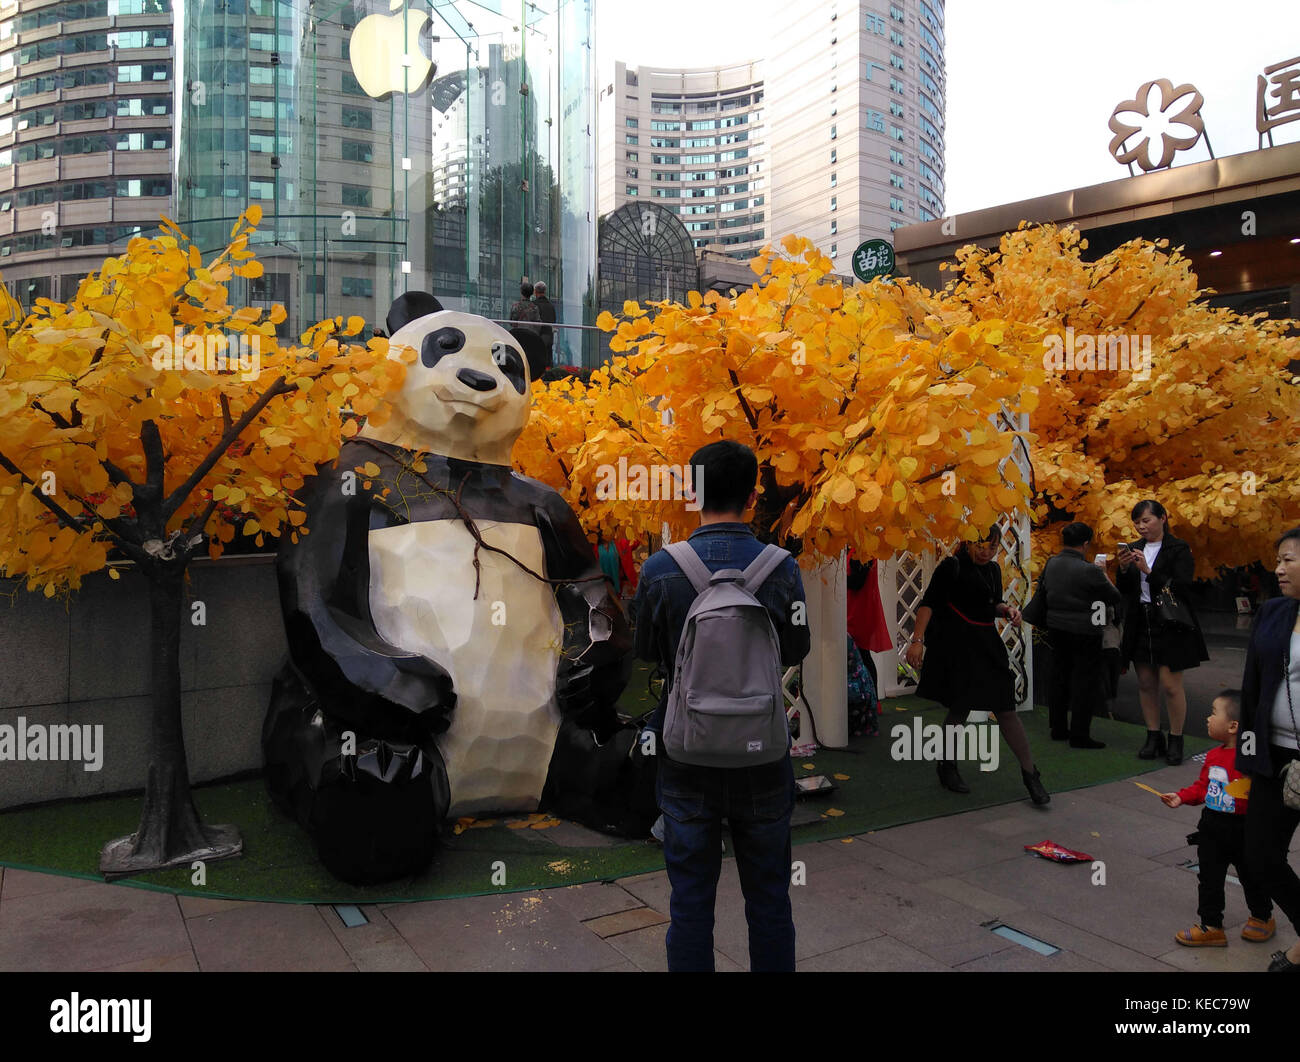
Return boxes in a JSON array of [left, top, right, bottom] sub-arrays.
[[263, 292, 656, 884]]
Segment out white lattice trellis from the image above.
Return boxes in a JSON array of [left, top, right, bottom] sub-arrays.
[[871, 404, 1035, 711]]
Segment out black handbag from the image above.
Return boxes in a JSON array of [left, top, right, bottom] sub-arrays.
[[1152, 586, 1195, 630], [1022, 566, 1048, 628]]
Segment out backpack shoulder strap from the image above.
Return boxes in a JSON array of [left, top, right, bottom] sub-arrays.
[[665, 541, 713, 595], [740, 543, 791, 593]]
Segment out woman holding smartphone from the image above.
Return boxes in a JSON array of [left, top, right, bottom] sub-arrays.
[[1116, 500, 1209, 765]]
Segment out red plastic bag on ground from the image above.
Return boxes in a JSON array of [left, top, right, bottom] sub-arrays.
[[1024, 840, 1093, 863]]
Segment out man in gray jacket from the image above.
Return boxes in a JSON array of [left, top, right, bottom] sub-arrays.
[[1040, 522, 1123, 748]]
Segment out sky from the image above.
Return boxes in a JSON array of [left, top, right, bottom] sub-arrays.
[[596, 0, 1300, 215]]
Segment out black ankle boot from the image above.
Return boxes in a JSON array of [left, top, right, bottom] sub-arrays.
[[1138, 730, 1166, 760], [1166, 734, 1184, 766], [1022, 766, 1051, 806], [936, 760, 970, 794]]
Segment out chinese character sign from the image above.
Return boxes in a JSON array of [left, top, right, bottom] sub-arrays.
[[1258, 55, 1300, 145], [852, 240, 894, 283]]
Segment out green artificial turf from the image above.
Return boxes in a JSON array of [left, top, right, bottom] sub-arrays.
[[0, 671, 1213, 904]]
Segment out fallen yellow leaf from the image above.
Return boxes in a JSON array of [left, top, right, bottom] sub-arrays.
[[833, 773, 850, 781], [824, 808, 845, 817], [802, 763, 816, 770]]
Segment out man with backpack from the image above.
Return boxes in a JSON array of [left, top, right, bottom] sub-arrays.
[[631, 440, 810, 972]]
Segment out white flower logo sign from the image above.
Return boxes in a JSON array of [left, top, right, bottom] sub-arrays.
[[1108, 78, 1213, 173]]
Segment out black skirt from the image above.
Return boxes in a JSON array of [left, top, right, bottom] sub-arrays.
[[1122, 602, 1210, 673], [916, 605, 1017, 714]]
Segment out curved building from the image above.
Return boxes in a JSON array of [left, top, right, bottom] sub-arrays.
[[598, 60, 767, 262], [0, 0, 174, 306], [598, 1, 945, 274], [175, 0, 598, 362]]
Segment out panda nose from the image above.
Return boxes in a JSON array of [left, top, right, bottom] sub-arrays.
[[457, 368, 497, 393]]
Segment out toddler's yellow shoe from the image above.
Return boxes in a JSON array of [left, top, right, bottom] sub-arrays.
[[1176, 924, 1227, 947]]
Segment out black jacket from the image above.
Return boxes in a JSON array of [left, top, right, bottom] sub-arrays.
[[1116, 533, 1209, 670], [1237, 595, 1300, 777], [1038, 548, 1121, 634]]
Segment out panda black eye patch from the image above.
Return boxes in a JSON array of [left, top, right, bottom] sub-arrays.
[[421, 327, 466, 367], [491, 343, 527, 395]]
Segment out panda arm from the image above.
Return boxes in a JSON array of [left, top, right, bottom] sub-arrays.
[[532, 492, 632, 732], [278, 457, 456, 734]]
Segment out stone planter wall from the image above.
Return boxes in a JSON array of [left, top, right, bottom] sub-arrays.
[[0, 555, 286, 811]]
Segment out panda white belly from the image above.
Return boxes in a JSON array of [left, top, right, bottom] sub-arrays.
[[366, 518, 564, 818]]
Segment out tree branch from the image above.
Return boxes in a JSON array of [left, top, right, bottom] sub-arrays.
[[0, 451, 88, 532], [160, 376, 293, 522]]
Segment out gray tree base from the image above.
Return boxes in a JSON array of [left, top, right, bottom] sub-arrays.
[[99, 824, 243, 880]]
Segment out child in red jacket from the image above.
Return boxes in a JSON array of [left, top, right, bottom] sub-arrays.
[[1161, 690, 1275, 946]]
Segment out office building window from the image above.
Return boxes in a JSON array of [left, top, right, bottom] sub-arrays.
[[890, 29, 904, 46], [830, 124, 837, 140], [830, 243, 837, 257], [830, 148, 837, 163], [626, 151, 639, 161], [626, 135, 639, 144], [890, 77, 905, 95], [890, 124, 906, 141], [626, 118, 639, 127], [890, 173, 904, 189], [890, 53, 904, 70], [626, 185, 639, 195], [830, 196, 837, 211], [890, 101, 904, 117], [830, 219, 837, 235], [891, 3, 904, 21], [830, 172, 837, 187], [890, 196, 905, 212], [890, 149, 906, 166]]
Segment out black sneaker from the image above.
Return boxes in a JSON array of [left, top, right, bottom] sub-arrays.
[[1138, 730, 1166, 760], [1022, 766, 1051, 806], [1166, 734, 1185, 766], [1268, 950, 1300, 973], [936, 760, 970, 794]]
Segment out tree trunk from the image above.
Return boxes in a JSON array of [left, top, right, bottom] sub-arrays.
[[99, 563, 242, 878]]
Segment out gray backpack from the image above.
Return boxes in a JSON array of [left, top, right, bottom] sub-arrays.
[[662, 541, 792, 768]]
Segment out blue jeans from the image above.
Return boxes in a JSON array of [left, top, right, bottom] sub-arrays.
[[656, 754, 796, 972]]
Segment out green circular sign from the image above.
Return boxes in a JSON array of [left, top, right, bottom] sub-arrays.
[[852, 239, 895, 282]]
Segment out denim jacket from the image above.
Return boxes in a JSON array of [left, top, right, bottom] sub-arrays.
[[631, 522, 811, 732]]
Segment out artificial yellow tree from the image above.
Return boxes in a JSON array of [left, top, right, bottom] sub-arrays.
[[942, 224, 1300, 574], [0, 206, 406, 876], [515, 235, 1044, 566]]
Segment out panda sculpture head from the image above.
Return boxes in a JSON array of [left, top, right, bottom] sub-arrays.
[[362, 292, 550, 466]]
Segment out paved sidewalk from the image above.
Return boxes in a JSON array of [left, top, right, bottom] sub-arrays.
[[1, 759, 1294, 972]]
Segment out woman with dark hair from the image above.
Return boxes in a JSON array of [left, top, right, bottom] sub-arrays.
[[1116, 500, 1209, 765], [904, 526, 1049, 805], [1238, 527, 1300, 973]]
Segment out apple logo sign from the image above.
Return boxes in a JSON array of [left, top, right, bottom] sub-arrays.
[[349, 0, 436, 100]]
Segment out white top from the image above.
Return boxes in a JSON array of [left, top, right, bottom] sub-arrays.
[[1139, 540, 1162, 603], [1270, 630, 1300, 751]]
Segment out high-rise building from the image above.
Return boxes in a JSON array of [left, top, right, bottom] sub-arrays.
[[767, 0, 945, 266], [176, 0, 599, 364], [598, 0, 945, 271], [597, 59, 767, 262], [0, 0, 175, 307]]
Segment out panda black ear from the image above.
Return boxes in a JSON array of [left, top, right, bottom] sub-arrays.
[[509, 326, 551, 383], [386, 292, 444, 335]]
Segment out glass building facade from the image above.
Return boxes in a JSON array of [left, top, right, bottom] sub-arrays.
[[177, 0, 597, 364]]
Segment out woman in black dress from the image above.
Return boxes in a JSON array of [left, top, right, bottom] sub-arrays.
[[904, 526, 1049, 805], [1116, 500, 1209, 765]]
